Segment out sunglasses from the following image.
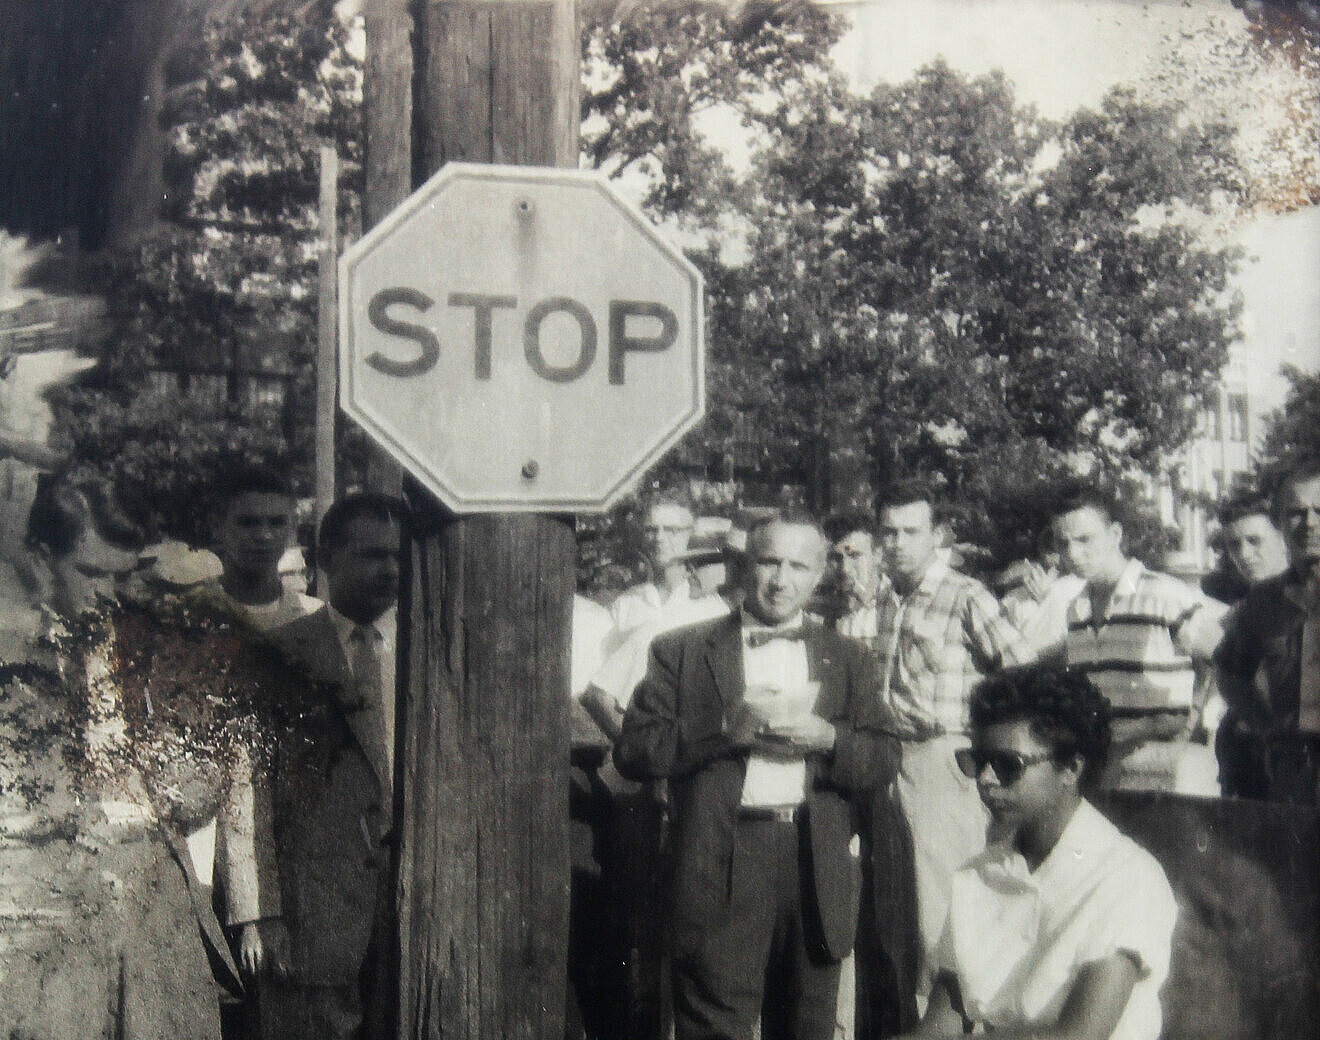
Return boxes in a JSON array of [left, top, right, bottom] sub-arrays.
[[955, 747, 1055, 786]]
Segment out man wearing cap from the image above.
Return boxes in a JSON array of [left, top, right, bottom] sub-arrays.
[[616, 512, 896, 1040]]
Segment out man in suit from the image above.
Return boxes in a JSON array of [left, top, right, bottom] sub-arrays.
[[245, 491, 402, 1039], [615, 512, 897, 1040]]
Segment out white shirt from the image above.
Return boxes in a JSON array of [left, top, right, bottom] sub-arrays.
[[739, 614, 811, 808], [605, 581, 716, 653], [211, 582, 321, 634], [1002, 572, 1085, 659], [591, 585, 730, 709], [936, 799, 1176, 1040], [571, 594, 614, 697]]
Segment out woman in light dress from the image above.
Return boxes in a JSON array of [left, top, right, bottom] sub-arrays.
[[0, 474, 239, 1039]]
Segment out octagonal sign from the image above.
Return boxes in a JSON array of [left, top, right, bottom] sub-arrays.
[[339, 163, 704, 512]]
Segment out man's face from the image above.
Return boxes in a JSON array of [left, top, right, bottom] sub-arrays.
[[641, 503, 693, 571], [1277, 474, 1320, 574], [325, 515, 401, 624], [744, 521, 826, 625], [50, 529, 140, 616], [828, 529, 879, 606], [1224, 513, 1288, 585], [1052, 506, 1124, 584], [216, 492, 294, 581], [880, 501, 939, 586]]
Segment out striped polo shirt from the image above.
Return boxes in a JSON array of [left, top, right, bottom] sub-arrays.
[[1064, 559, 1224, 713]]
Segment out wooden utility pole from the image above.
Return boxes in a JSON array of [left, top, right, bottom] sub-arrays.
[[391, 4, 580, 1039], [314, 144, 337, 526], [360, 0, 412, 496]]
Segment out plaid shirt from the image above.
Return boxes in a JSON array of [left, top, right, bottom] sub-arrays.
[[876, 559, 1032, 737]]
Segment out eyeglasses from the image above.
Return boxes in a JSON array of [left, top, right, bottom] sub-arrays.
[[955, 747, 1054, 786]]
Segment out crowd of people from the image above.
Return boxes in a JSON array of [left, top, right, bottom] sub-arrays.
[[0, 453, 1316, 1040], [575, 457, 1320, 1040], [0, 464, 402, 1039]]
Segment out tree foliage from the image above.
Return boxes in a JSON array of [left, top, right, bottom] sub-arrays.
[[1259, 365, 1320, 474], [574, 8, 1248, 586], [674, 63, 1241, 570], [1141, 1, 1320, 215], [580, 0, 845, 225], [48, 0, 361, 544]]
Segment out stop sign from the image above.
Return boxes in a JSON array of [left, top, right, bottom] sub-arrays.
[[338, 163, 704, 512]]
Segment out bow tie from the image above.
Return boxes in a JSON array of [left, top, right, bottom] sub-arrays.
[[745, 626, 807, 648]]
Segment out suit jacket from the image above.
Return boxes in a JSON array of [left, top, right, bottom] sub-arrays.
[[614, 612, 898, 960], [244, 606, 391, 985]]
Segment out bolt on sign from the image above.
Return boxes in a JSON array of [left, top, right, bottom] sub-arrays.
[[338, 164, 705, 512]]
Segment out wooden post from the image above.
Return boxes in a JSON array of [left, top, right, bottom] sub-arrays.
[[360, 0, 412, 496], [314, 144, 338, 527], [394, 3, 579, 1039]]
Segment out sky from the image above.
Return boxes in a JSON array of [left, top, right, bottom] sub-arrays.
[[834, 0, 1230, 119], [830, 0, 1320, 410]]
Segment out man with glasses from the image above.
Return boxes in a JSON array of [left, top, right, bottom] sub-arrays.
[[583, 497, 728, 734]]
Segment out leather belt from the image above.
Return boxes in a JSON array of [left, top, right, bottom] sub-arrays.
[[737, 804, 800, 824]]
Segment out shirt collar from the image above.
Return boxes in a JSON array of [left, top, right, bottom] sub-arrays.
[[978, 799, 1113, 892], [328, 604, 397, 647], [1112, 557, 1146, 597], [914, 555, 950, 595], [741, 609, 807, 635]]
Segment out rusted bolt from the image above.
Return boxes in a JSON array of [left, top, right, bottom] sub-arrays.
[[521, 460, 539, 480]]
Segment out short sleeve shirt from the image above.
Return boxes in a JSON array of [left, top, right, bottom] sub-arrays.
[[876, 560, 1032, 736], [591, 584, 730, 708], [936, 799, 1177, 1040], [1064, 560, 1224, 712]]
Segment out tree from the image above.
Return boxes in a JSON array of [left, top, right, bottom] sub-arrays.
[[678, 62, 1241, 569], [1258, 365, 1320, 475], [47, 0, 361, 545], [1140, 0, 1320, 215], [580, 0, 845, 226]]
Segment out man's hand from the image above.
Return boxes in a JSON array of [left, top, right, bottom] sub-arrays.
[[725, 697, 772, 747], [580, 684, 626, 742], [1023, 560, 1053, 602], [239, 918, 293, 979], [760, 712, 836, 755]]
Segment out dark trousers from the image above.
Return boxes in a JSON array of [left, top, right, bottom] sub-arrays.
[[855, 790, 920, 1038], [673, 816, 841, 1040]]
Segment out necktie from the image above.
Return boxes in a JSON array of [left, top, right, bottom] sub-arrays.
[[349, 624, 392, 805], [745, 626, 807, 649], [1298, 582, 1320, 735]]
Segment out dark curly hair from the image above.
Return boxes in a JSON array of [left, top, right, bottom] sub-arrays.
[[970, 665, 1113, 789]]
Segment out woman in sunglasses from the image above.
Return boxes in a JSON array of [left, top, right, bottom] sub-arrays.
[[895, 665, 1176, 1040]]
